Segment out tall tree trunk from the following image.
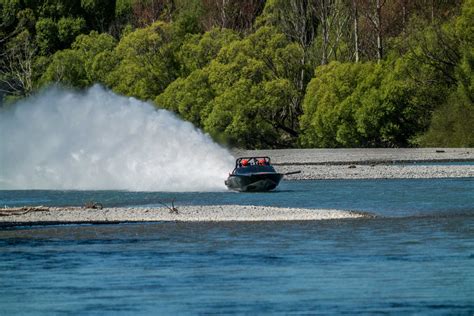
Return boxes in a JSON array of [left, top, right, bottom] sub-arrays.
[[431, 0, 435, 23], [376, 0, 383, 62], [320, 0, 329, 65], [221, 0, 228, 28], [352, 0, 360, 62], [402, 0, 407, 28]]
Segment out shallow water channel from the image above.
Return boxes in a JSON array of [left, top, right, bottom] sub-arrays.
[[1, 178, 473, 314]]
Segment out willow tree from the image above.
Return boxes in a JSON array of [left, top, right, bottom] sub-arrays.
[[157, 26, 304, 148], [40, 31, 117, 88], [156, 27, 240, 126], [300, 58, 439, 148], [105, 21, 181, 100]]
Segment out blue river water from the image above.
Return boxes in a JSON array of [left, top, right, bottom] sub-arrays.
[[1, 178, 473, 314]]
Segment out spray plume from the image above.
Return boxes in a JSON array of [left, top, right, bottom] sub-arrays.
[[0, 85, 234, 191]]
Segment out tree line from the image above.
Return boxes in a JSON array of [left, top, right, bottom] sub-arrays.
[[1, 0, 472, 148]]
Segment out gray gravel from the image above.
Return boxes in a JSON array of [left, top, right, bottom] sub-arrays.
[[0, 205, 367, 227], [233, 148, 474, 164], [233, 148, 474, 180]]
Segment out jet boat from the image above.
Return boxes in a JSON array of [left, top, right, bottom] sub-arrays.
[[225, 157, 300, 192]]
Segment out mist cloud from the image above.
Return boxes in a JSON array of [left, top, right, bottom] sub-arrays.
[[0, 85, 234, 191]]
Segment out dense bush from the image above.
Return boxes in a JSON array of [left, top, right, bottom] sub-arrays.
[[1, 0, 472, 148]]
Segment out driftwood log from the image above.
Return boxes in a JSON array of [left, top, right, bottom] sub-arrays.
[[158, 199, 179, 214], [83, 201, 103, 210], [0, 206, 50, 216]]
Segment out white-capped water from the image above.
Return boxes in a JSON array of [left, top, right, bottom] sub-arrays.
[[0, 85, 234, 191]]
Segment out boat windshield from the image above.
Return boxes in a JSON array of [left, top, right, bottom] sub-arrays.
[[235, 165, 276, 174]]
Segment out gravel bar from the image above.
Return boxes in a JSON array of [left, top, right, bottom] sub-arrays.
[[232, 148, 474, 164], [233, 148, 474, 180], [0, 205, 368, 227]]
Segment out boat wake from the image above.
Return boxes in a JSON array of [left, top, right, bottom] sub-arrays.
[[0, 85, 234, 191]]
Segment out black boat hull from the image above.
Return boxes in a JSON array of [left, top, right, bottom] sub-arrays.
[[225, 173, 283, 192]]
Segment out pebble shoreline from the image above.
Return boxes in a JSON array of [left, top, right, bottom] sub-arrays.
[[235, 148, 474, 180], [0, 205, 368, 227]]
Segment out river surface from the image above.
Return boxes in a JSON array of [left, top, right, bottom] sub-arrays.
[[1, 178, 473, 314]]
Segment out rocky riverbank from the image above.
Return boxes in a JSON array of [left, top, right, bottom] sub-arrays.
[[0, 205, 369, 227], [233, 148, 474, 180]]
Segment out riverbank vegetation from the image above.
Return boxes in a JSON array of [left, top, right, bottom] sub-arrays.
[[1, 0, 472, 148]]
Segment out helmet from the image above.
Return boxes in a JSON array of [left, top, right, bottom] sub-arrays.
[[241, 159, 249, 166]]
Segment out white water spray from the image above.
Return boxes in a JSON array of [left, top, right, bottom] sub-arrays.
[[0, 85, 234, 191]]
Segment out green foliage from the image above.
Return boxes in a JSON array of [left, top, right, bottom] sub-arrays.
[[35, 17, 59, 54], [417, 0, 474, 147], [257, 0, 318, 48], [156, 26, 304, 148], [115, 0, 132, 18], [173, 0, 204, 35], [104, 21, 180, 100], [354, 62, 422, 147], [1, 0, 21, 27], [178, 27, 240, 74], [0, 0, 471, 148], [15, 8, 36, 32], [204, 79, 278, 148], [156, 69, 214, 127], [40, 31, 116, 87], [72, 30, 116, 56], [300, 59, 440, 148], [71, 31, 116, 81], [456, 0, 474, 45], [299, 0, 472, 149], [455, 0, 474, 103], [300, 62, 369, 147], [57, 16, 86, 45], [41, 49, 89, 87], [208, 26, 303, 147], [36, 0, 82, 19], [418, 88, 474, 147]]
